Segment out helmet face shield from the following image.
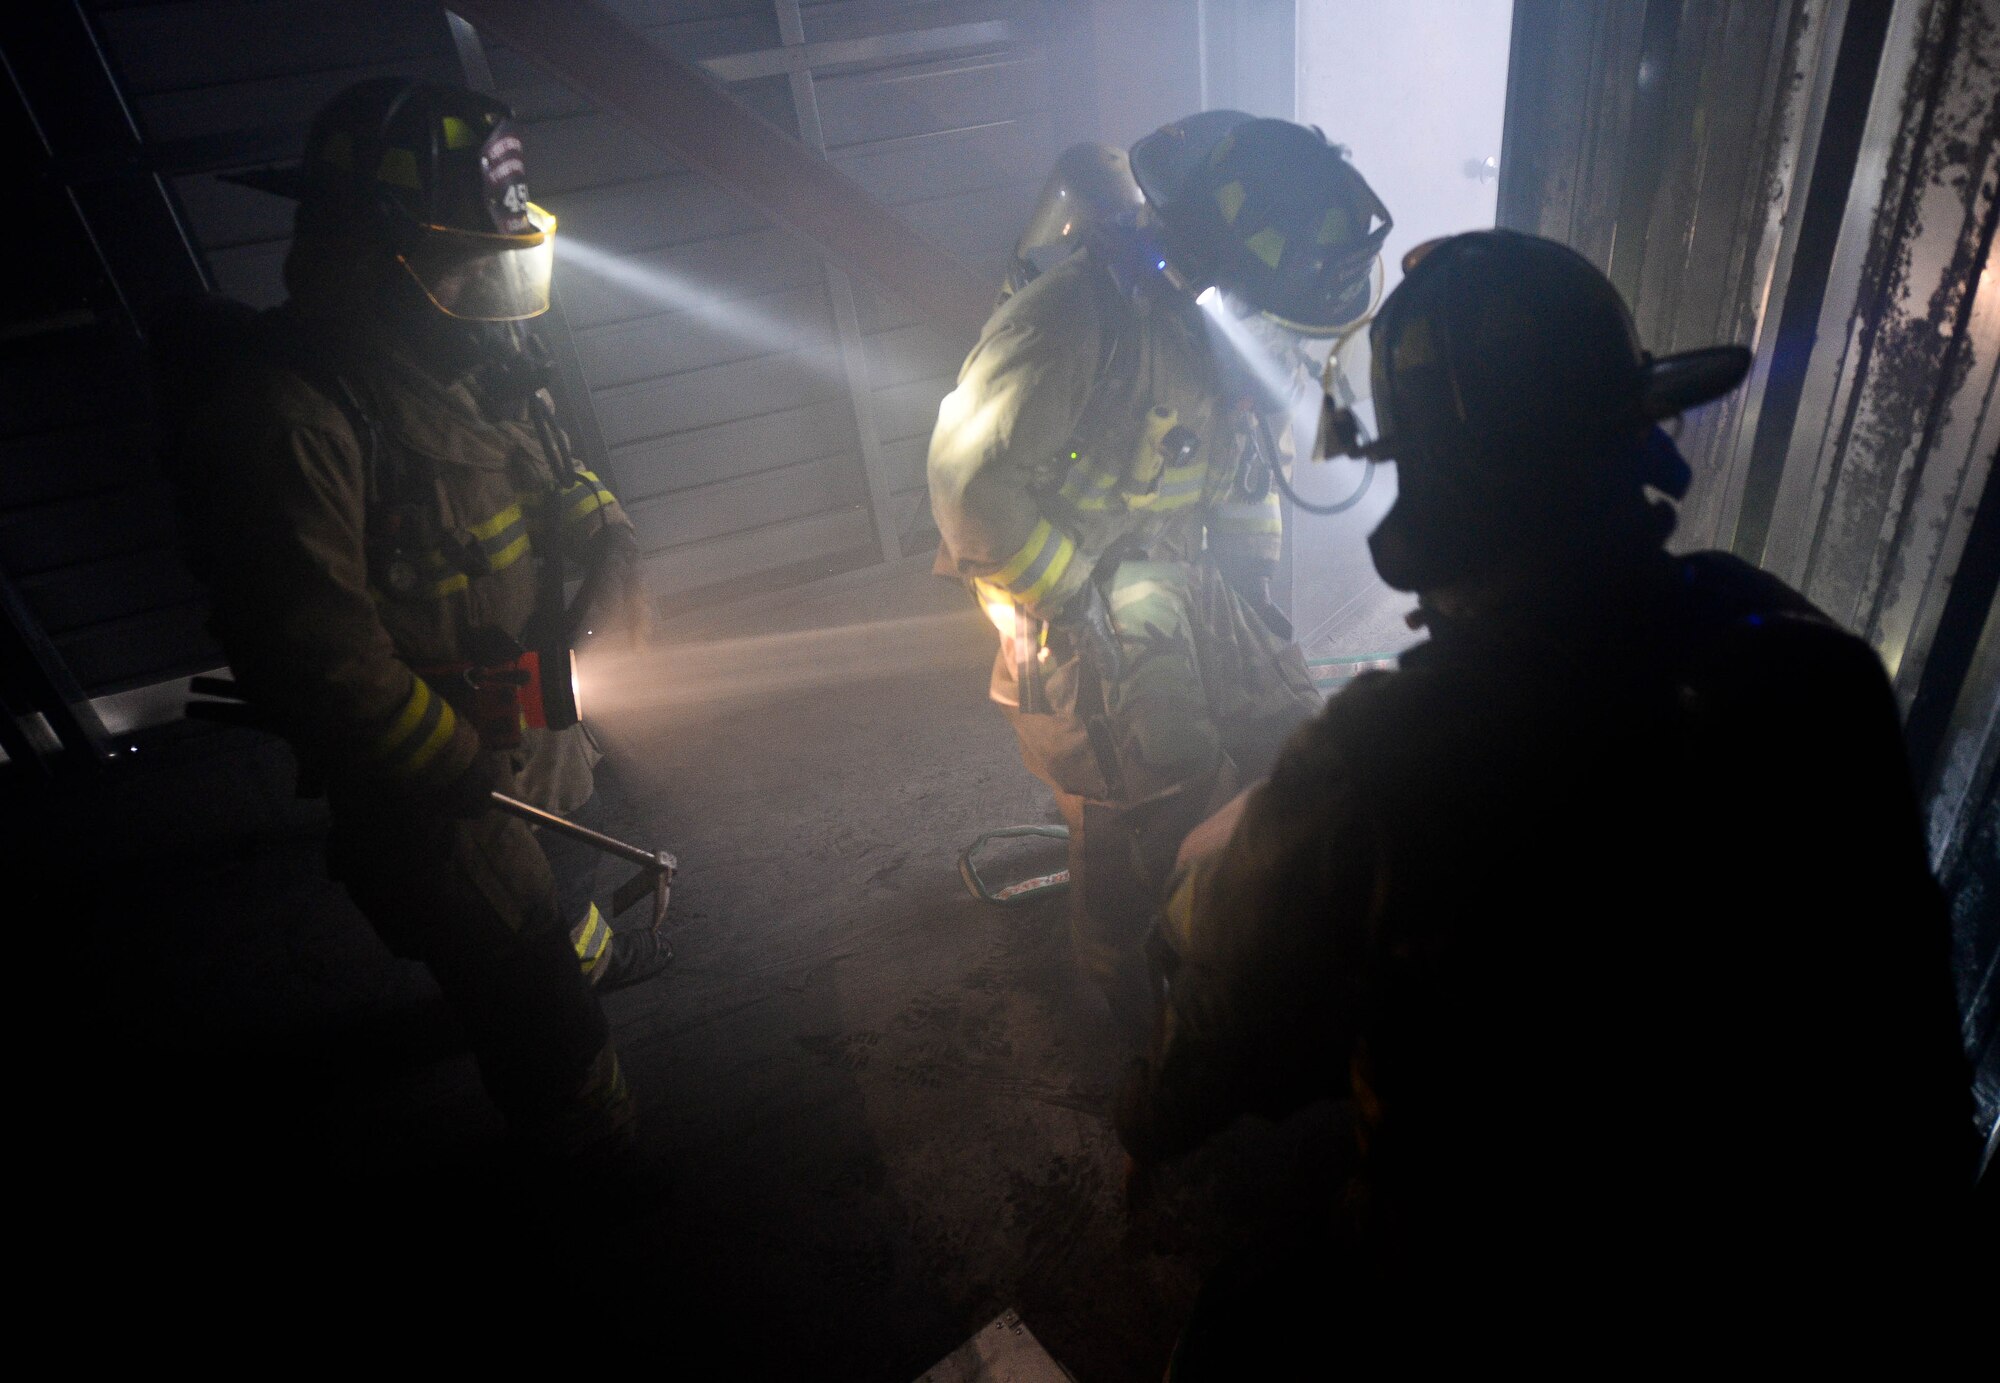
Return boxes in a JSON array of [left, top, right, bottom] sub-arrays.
[[1014, 144, 1144, 266], [399, 203, 555, 321]]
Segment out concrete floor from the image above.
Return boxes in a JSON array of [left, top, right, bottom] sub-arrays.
[[37, 560, 1350, 1378]]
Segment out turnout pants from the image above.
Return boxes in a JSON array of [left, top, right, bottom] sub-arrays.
[[328, 799, 635, 1161], [1004, 559, 1319, 1013]]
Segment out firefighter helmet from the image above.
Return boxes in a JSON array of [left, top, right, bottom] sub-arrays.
[[1131, 113, 1391, 334], [1366, 230, 1749, 473], [295, 78, 555, 322], [1351, 230, 1751, 590]]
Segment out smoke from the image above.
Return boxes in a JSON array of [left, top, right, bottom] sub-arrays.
[[1196, 286, 1305, 404], [1196, 289, 1377, 506], [554, 235, 844, 384]]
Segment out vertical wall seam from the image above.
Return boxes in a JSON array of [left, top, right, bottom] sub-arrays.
[[775, 0, 901, 566]]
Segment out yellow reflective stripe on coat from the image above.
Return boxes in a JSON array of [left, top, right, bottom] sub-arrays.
[[990, 518, 1076, 606], [414, 502, 537, 597], [560, 470, 619, 528], [1208, 494, 1283, 535], [1127, 461, 1209, 511], [571, 902, 611, 979], [1058, 461, 1120, 504], [372, 677, 459, 779], [469, 501, 531, 570]]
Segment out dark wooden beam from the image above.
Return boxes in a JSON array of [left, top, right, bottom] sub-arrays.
[[447, 0, 993, 344]]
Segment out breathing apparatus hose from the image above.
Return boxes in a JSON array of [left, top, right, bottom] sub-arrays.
[[1271, 428, 1375, 515], [1255, 259, 1382, 516]]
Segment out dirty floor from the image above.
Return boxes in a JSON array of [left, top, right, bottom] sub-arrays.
[[41, 562, 1350, 1378]]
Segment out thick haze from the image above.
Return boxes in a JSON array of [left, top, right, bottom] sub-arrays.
[[1288, 0, 1515, 661]]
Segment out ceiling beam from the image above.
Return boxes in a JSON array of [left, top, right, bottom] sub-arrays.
[[446, 0, 994, 344]]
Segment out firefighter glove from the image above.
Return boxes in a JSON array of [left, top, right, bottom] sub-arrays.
[[443, 747, 517, 818]]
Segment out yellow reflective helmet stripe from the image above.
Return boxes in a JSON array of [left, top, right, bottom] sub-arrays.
[[1216, 180, 1247, 225], [1246, 227, 1286, 270], [1396, 316, 1436, 368], [441, 116, 478, 150], [375, 147, 421, 189]]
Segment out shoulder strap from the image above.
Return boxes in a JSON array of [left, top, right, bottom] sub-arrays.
[[255, 311, 399, 507], [1065, 261, 1144, 451]]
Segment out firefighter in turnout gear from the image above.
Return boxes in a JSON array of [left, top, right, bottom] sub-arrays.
[[161, 80, 667, 1169], [1113, 232, 1972, 1366], [929, 116, 1392, 1023]]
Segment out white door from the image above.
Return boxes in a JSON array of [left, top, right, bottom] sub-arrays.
[[1288, 1, 1515, 674]]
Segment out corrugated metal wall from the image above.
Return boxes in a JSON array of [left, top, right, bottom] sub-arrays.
[[1497, 0, 1848, 555], [1499, 0, 2000, 1154], [1757, 0, 1997, 718], [3, 0, 1076, 708], [1751, 0, 1998, 1137]]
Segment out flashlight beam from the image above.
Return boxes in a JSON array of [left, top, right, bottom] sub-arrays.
[[448, 0, 993, 341], [556, 238, 842, 381]]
